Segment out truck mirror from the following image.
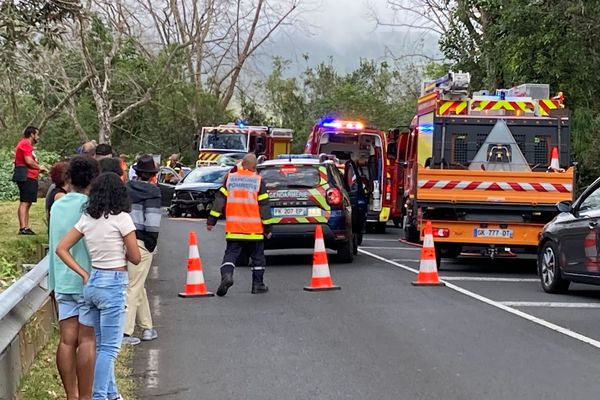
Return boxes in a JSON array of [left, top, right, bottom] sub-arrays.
[[387, 143, 397, 160]]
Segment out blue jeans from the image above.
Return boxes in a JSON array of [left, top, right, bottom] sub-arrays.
[[82, 269, 128, 400]]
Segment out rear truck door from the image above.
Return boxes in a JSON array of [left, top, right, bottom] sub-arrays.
[[344, 160, 367, 234], [564, 184, 600, 274]]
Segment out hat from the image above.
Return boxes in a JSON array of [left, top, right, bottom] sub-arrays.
[[133, 154, 158, 173], [96, 143, 113, 156]]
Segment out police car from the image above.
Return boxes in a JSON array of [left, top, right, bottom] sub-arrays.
[[258, 154, 367, 263]]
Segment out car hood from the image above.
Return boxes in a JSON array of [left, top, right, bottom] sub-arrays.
[[175, 182, 222, 192]]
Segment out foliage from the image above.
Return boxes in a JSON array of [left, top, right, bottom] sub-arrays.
[[0, 148, 61, 202], [17, 332, 136, 399]]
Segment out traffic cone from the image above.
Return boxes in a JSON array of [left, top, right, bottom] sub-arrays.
[[178, 231, 214, 297], [584, 230, 599, 273], [412, 221, 445, 286], [549, 147, 564, 172], [304, 225, 341, 291]]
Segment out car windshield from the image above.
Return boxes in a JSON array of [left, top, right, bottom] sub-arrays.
[[259, 165, 320, 189], [201, 133, 248, 151], [218, 153, 244, 165], [184, 168, 229, 184]]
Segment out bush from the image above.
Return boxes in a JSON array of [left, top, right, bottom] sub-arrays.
[[0, 148, 61, 201]]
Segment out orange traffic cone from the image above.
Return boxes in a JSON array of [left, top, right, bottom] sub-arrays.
[[304, 225, 341, 291], [412, 221, 445, 286], [549, 147, 565, 172], [179, 231, 214, 297]]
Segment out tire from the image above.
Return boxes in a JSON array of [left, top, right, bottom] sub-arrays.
[[440, 244, 462, 259], [434, 243, 442, 271], [374, 222, 387, 234], [169, 206, 182, 218], [404, 223, 419, 243], [538, 241, 570, 293], [337, 240, 354, 263]]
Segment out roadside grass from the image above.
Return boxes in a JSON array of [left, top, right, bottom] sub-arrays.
[[18, 328, 136, 399], [0, 201, 48, 289]]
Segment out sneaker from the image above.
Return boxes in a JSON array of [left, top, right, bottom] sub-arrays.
[[18, 228, 36, 235], [142, 328, 158, 341], [216, 273, 234, 297], [121, 335, 141, 346], [251, 282, 269, 294]]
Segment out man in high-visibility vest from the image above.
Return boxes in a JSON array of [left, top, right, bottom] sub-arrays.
[[207, 153, 272, 296]]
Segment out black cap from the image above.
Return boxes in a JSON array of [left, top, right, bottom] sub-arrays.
[[96, 143, 113, 156], [133, 154, 158, 173]]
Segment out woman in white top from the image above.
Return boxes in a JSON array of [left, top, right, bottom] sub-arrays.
[[57, 172, 141, 400]]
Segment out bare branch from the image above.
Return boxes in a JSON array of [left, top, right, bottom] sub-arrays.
[[38, 74, 93, 132]]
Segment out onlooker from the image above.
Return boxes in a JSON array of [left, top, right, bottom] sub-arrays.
[[49, 156, 100, 400], [123, 155, 161, 345], [57, 172, 141, 400], [95, 143, 113, 160], [12, 126, 47, 235], [119, 154, 128, 183], [46, 161, 70, 222], [79, 140, 97, 157], [99, 157, 124, 177]]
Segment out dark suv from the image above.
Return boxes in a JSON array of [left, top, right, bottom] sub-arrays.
[[538, 177, 600, 292], [258, 155, 367, 263]]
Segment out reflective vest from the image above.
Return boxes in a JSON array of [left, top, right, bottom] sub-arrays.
[[224, 169, 263, 239]]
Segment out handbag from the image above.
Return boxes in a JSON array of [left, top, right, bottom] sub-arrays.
[[11, 165, 28, 182]]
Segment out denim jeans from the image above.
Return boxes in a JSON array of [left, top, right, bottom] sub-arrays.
[[82, 269, 128, 400]]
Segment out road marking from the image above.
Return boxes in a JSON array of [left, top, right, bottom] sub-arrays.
[[362, 238, 403, 242], [359, 248, 600, 350], [441, 277, 538, 282], [359, 246, 421, 251], [501, 301, 600, 308], [391, 258, 421, 263]]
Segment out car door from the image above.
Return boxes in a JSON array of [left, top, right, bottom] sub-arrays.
[[344, 160, 367, 235], [157, 167, 180, 207], [562, 183, 600, 274]]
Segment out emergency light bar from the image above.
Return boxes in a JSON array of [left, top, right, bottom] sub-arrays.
[[276, 154, 318, 160], [321, 120, 365, 130]]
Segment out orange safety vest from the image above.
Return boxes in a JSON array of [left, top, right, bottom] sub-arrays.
[[224, 169, 263, 238]]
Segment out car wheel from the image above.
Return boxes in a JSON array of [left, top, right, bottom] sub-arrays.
[[169, 206, 182, 218], [337, 240, 354, 263], [538, 241, 570, 293]]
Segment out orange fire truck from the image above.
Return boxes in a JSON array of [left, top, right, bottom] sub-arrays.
[[196, 123, 293, 167], [387, 72, 574, 264], [304, 119, 393, 233]]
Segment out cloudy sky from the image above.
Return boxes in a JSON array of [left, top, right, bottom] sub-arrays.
[[262, 0, 440, 73]]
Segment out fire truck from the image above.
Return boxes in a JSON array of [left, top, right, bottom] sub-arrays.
[[304, 119, 392, 233], [196, 123, 293, 167], [387, 72, 574, 264]]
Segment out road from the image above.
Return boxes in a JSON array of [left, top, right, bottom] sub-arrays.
[[133, 217, 600, 399]]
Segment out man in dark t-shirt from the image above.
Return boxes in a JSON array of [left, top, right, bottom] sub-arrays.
[[14, 126, 47, 235]]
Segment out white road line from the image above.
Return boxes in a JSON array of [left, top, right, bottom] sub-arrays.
[[359, 246, 421, 251], [391, 259, 421, 263], [362, 238, 402, 242], [358, 248, 600, 350], [441, 277, 539, 282], [501, 301, 600, 308]]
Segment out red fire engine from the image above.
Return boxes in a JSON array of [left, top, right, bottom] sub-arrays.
[[304, 119, 393, 233]]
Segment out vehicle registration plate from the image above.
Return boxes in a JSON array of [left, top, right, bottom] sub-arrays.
[[273, 207, 307, 217], [473, 228, 513, 238]]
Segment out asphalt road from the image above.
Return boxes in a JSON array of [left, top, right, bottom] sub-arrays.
[[133, 218, 600, 400]]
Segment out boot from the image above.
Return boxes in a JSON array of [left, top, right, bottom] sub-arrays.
[[217, 273, 234, 297], [251, 282, 268, 294]]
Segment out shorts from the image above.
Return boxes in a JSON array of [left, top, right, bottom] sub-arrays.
[[17, 178, 38, 203], [55, 293, 86, 322]]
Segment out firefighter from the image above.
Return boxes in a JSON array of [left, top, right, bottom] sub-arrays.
[[207, 153, 272, 296]]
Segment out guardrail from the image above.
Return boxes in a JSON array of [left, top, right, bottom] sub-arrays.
[[0, 256, 54, 400]]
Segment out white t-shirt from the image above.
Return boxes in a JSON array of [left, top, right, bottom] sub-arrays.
[[74, 212, 136, 269]]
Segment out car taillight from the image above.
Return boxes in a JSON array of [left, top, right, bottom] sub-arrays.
[[326, 188, 342, 206], [432, 228, 450, 238]]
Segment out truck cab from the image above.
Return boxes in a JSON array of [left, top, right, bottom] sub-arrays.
[[305, 119, 392, 233]]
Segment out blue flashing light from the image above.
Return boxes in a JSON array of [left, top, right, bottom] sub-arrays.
[[418, 124, 434, 133], [320, 119, 364, 130], [276, 154, 318, 160], [235, 118, 247, 129]]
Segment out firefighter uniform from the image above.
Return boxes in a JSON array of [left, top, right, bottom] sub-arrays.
[[207, 167, 272, 295]]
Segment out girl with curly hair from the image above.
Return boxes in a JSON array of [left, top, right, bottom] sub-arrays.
[[57, 172, 141, 400]]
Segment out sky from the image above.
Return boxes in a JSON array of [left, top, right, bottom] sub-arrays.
[[262, 0, 441, 73]]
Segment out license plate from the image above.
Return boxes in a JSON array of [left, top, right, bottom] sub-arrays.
[[273, 207, 307, 217], [474, 228, 513, 238]]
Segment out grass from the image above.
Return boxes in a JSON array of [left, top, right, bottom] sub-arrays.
[[0, 201, 48, 289], [17, 328, 137, 400]]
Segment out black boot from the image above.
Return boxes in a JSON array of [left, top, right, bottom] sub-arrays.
[[217, 273, 234, 297], [251, 282, 268, 294]]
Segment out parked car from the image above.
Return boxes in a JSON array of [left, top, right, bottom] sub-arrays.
[[257, 154, 367, 263], [538, 177, 600, 292], [157, 166, 182, 207], [168, 166, 231, 218]]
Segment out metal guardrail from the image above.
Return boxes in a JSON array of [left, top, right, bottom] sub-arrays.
[[0, 256, 52, 400]]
